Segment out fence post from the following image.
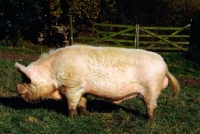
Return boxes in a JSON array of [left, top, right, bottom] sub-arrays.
[[135, 24, 139, 49], [69, 15, 74, 45]]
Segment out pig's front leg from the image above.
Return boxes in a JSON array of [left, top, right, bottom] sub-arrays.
[[77, 96, 87, 115], [66, 89, 83, 117], [60, 86, 86, 117]]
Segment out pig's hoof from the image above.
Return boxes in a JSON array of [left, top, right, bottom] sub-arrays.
[[148, 115, 154, 120], [68, 109, 77, 118], [78, 106, 87, 115]]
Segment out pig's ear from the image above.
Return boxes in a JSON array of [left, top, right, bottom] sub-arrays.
[[15, 62, 33, 79], [15, 62, 25, 70]]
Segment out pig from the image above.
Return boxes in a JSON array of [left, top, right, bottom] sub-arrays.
[[15, 45, 180, 119]]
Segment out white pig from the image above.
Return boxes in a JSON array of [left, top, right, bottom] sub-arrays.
[[15, 45, 180, 119]]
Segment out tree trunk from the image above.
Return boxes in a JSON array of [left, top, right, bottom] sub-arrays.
[[188, 14, 200, 64]]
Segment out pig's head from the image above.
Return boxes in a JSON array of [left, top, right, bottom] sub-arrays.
[[15, 62, 62, 103]]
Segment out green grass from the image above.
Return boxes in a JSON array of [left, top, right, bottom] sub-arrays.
[[0, 51, 200, 133]]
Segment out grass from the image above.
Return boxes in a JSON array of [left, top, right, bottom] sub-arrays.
[[0, 48, 200, 133]]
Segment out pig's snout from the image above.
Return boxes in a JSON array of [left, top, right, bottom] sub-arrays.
[[17, 84, 33, 102], [17, 84, 27, 95]]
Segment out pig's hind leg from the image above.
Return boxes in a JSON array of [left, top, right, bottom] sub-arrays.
[[142, 76, 166, 119], [142, 86, 163, 119], [143, 94, 159, 119]]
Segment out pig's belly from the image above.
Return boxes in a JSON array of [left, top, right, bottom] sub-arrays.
[[83, 67, 143, 101], [85, 80, 142, 101]]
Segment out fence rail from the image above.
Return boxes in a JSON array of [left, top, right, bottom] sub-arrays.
[[74, 23, 190, 51]]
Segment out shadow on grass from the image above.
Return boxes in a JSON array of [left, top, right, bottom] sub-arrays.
[[0, 97, 147, 119]]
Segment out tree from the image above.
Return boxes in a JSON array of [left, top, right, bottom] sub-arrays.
[[188, 14, 200, 63], [0, 0, 46, 40], [66, 0, 101, 25], [0, 0, 65, 45], [164, 0, 200, 63]]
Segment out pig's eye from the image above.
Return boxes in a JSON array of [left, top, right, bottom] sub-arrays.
[[21, 74, 31, 84]]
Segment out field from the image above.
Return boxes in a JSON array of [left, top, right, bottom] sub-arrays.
[[0, 46, 200, 134]]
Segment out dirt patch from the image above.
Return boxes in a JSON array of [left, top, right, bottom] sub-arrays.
[[0, 50, 39, 61], [177, 77, 200, 87]]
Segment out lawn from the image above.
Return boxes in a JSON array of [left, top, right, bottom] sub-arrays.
[[0, 48, 200, 134]]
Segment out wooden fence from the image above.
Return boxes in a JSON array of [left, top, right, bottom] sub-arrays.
[[73, 23, 191, 51]]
